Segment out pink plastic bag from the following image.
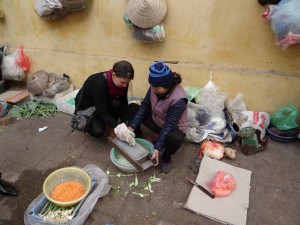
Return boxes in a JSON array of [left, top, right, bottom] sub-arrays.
[[207, 171, 236, 197], [16, 46, 30, 72], [199, 140, 224, 159]]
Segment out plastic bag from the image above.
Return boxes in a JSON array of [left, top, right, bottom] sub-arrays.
[[187, 102, 212, 128], [207, 171, 236, 197], [199, 140, 224, 159], [16, 46, 30, 72], [196, 76, 227, 131], [35, 0, 69, 20], [24, 164, 111, 225], [185, 127, 208, 143], [59, 0, 89, 11], [1, 47, 25, 81], [227, 93, 247, 114], [183, 86, 202, 103], [200, 78, 227, 112], [263, 0, 300, 49], [123, 12, 134, 27], [132, 23, 165, 43], [42, 74, 71, 97], [270, 104, 299, 130]]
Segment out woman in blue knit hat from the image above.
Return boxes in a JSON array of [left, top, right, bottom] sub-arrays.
[[128, 61, 188, 173]]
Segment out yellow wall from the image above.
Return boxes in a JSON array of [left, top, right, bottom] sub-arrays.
[[0, 0, 299, 115]]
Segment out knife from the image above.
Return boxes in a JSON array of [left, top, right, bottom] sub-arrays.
[[186, 177, 215, 199]]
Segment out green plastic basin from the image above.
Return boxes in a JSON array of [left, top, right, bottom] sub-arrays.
[[110, 138, 154, 173]]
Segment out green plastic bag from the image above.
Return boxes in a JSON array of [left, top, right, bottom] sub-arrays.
[[270, 104, 299, 130], [185, 87, 202, 102]]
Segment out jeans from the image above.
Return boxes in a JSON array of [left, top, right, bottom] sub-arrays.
[[88, 98, 123, 138]]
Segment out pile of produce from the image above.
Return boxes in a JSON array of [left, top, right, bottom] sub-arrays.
[[9, 100, 58, 119], [39, 201, 76, 223]]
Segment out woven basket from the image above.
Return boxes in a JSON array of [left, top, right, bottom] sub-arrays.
[[43, 167, 91, 207]]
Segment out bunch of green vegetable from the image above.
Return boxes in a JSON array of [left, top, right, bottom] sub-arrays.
[[39, 201, 76, 223], [9, 100, 58, 119]]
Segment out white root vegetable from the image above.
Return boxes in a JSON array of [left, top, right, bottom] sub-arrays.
[[224, 147, 236, 159]]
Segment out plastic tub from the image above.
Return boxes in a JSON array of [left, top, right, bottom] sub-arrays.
[[266, 127, 298, 143], [56, 89, 79, 115], [110, 138, 154, 173], [29, 179, 96, 221]]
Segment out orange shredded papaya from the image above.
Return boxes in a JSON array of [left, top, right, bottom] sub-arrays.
[[50, 181, 85, 202]]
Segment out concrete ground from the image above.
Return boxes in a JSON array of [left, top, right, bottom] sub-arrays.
[[0, 112, 299, 225]]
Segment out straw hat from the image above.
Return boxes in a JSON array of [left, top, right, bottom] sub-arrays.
[[126, 0, 167, 29]]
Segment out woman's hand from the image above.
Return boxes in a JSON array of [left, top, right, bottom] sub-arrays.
[[128, 126, 134, 132], [151, 149, 160, 166], [108, 127, 116, 138]]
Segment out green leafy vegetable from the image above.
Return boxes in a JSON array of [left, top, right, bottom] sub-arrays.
[[9, 100, 58, 119]]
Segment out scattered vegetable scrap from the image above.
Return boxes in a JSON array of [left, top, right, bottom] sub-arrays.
[[107, 171, 161, 197], [106, 171, 134, 177], [132, 192, 149, 198]]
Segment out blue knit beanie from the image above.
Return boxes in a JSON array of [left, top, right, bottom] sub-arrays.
[[148, 61, 173, 86]]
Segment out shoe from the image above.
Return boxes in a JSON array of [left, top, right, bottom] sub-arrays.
[[160, 161, 172, 174], [0, 173, 18, 197]]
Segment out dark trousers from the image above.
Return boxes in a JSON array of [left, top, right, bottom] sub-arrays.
[[88, 98, 123, 138], [128, 103, 185, 163]]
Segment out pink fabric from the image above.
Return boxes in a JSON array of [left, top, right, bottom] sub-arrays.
[[105, 70, 127, 97], [276, 32, 300, 45]]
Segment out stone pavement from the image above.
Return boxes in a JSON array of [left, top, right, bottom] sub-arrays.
[[0, 112, 299, 225]]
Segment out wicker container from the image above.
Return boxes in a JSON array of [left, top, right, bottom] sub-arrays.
[[43, 167, 91, 207]]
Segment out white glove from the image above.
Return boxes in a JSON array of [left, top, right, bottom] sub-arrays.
[[114, 123, 136, 146]]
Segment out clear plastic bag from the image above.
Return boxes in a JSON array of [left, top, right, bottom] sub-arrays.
[[196, 76, 227, 131], [132, 23, 165, 43], [42, 74, 71, 97], [35, 0, 69, 20], [187, 102, 212, 129], [1, 47, 25, 81], [24, 164, 111, 225], [263, 0, 300, 49]]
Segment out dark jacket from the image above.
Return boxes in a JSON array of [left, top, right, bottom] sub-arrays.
[[130, 86, 187, 151], [75, 72, 128, 128]]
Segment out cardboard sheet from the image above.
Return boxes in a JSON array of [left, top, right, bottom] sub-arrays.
[[185, 155, 252, 225]]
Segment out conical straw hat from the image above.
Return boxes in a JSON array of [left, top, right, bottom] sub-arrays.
[[127, 0, 167, 29]]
